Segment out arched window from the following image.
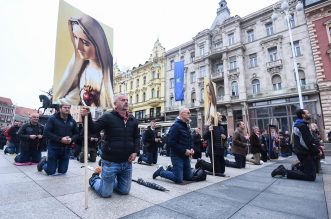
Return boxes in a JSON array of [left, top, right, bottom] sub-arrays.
[[151, 88, 155, 98], [252, 79, 260, 94], [130, 96, 132, 104], [298, 70, 306, 86], [272, 75, 282, 91], [170, 96, 174, 106], [143, 76, 146, 85], [157, 89, 160, 98], [231, 81, 238, 96], [191, 92, 196, 104], [143, 92, 146, 102], [217, 86, 224, 97], [136, 94, 139, 103]]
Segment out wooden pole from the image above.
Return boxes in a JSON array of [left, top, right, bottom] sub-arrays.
[[84, 115, 88, 209], [211, 131, 215, 176]]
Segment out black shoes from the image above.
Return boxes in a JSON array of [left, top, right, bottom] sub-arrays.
[[37, 156, 47, 172], [195, 158, 203, 169], [153, 166, 164, 179], [137, 156, 142, 164], [271, 165, 287, 177]]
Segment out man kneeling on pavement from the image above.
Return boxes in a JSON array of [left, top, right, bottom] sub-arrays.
[[152, 108, 194, 183]]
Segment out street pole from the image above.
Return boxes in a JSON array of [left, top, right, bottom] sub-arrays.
[[285, 10, 304, 109]]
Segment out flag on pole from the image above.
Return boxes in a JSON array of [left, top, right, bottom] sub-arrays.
[[204, 77, 218, 126], [174, 61, 184, 101]]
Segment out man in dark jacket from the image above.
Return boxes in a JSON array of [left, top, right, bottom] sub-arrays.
[[4, 121, 22, 154], [152, 108, 194, 183], [138, 121, 160, 165], [271, 109, 321, 181], [247, 126, 261, 165], [225, 121, 249, 168], [82, 94, 140, 198], [37, 104, 79, 175], [196, 113, 226, 175], [192, 128, 203, 159], [14, 113, 44, 165]]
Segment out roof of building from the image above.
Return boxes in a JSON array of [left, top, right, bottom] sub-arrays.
[[15, 107, 37, 117], [0, 96, 13, 106]]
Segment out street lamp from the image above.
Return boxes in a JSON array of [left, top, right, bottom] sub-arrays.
[[272, 0, 304, 109]]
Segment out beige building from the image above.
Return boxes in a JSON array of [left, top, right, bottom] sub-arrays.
[[165, 0, 321, 135], [114, 40, 166, 123]]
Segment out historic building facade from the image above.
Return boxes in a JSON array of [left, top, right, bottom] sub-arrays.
[[165, 0, 321, 135], [114, 40, 166, 123], [305, 0, 331, 138], [0, 97, 15, 128]]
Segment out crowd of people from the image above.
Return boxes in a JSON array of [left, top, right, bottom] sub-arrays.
[[0, 93, 329, 199]]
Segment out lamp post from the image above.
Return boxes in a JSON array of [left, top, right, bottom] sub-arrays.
[[272, 0, 304, 109]]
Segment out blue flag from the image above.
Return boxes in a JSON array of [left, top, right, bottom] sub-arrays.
[[174, 61, 184, 101]]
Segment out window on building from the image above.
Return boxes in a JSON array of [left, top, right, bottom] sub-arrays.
[[252, 79, 261, 94], [228, 32, 235, 46], [231, 81, 239, 96], [265, 22, 274, 36], [247, 30, 254, 43], [293, 41, 302, 57], [229, 56, 237, 70], [200, 88, 204, 101], [152, 71, 156, 79], [296, 70, 306, 86], [170, 60, 174, 70], [130, 96, 132, 104], [150, 108, 155, 118], [136, 79, 139, 88], [215, 40, 222, 48], [157, 73, 160, 79], [199, 66, 206, 78], [190, 72, 196, 83], [157, 89, 159, 98], [143, 93, 146, 102], [143, 76, 146, 85], [199, 46, 205, 56], [216, 63, 224, 73], [136, 94, 139, 103], [151, 88, 155, 98], [130, 81, 133, 89], [170, 78, 174, 88], [272, 75, 282, 90], [217, 86, 225, 97], [268, 47, 278, 62], [249, 53, 258, 68], [180, 55, 185, 63], [190, 52, 195, 62], [170, 96, 174, 106], [289, 14, 295, 28], [191, 92, 196, 104]]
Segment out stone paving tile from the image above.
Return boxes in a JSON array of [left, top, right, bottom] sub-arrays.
[[57, 191, 153, 219], [122, 205, 193, 219], [159, 191, 243, 219], [250, 191, 328, 219], [230, 204, 312, 219], [0, 197, 79, 219], [0, 181, 50, 206], [0, 172, 33, 185]]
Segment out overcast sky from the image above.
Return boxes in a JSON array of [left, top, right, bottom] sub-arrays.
[[0, 0, 278, 109]]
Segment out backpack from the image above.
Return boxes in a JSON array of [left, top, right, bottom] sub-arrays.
[[191, 168, 207, 181]]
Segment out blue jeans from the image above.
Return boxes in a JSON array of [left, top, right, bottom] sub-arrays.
[[159, 156, 192, 183], [43, 146, 70, 175], [141, 152, 152, 164], [90, 160, 132, 198]]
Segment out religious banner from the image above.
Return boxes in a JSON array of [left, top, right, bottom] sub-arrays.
[[204, 77, 218, 126], [53, 0, 114, 108]]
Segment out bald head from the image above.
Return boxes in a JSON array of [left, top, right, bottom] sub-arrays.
[[179, 107, 191, 123], [30, 113, 40, 125]]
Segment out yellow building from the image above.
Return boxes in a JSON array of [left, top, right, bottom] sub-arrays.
[[114, 40, 166, 123]]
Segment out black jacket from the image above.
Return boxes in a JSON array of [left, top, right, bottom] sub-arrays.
[[8, 125, 20, 144], [44, 112, 79, 148], [203, 124, 226, 156], [18, 122, 44, 151], [293, 119, 319, 156], [88, 110, 140, 163], [168, 118, 192, 158], [249, 133, 261, 154], [144, 127, 157, 151]]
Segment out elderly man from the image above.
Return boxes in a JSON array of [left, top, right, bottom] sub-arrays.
[[81, 94, 140, 198], [152, 108, 194, 184], [138, 120, 160, 165], [14, 113, 44, 165]]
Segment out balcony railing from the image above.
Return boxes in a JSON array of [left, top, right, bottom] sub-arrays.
[[211, 71, 224, 80], [231, 95, 239, 100], [266, 59, 282, 70]]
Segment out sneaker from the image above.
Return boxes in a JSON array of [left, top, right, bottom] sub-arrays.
[[153, 166, 164, 179], [37, 156, 47, 172], [271, 165, 286, 177], [195, 158, 203, 169]]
